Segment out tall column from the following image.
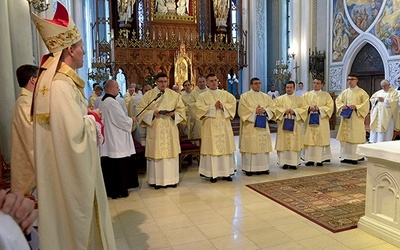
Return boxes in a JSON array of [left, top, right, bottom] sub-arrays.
[[0, 0, 16, 162], [240, 0, 250, 94], [9, 0, 34, 96], [247, 0, 267, 92], [290, 0, 312, 89], [300, 0, 312, 88]]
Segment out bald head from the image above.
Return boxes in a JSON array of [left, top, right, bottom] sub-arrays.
[[104, 80, 119, 96]]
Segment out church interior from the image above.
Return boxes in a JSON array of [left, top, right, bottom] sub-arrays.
[[1, 0, 400, 249]]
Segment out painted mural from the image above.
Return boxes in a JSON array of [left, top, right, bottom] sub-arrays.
[[332, 0, 359, 62], [332, 0, 391, 62], [373, 0, 400, 55]]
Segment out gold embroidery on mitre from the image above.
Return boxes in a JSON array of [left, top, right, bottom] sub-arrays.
[[43, 26, 81, 52]]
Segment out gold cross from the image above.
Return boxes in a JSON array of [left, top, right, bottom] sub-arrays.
[[39, 86, 49, 96]]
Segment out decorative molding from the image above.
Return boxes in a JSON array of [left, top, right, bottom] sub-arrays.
[[256, 0, 264, 49], [389, 61, 400, 88], [329, 67, 342, 91]]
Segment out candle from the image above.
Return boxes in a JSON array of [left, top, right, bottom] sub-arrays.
[[153, 31, 155, 40]]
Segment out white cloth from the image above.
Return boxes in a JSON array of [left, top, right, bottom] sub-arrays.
[[267, 90, 279, 99], [147, 157, 179, 186], [117, 97, 128, 116], [295, 89, 306, 96], [277, 151, 301, 166], [370, 119, 395, 143], [99, 96, 135, 158], [0, 211, 30, 250], [304, 146, 331, 162], [241, 153, 270, 172], [199, 154, 236, 177], [340, 142, 363, 160]]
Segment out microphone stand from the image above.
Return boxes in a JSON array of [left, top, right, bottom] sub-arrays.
[[136, 91, 164, 118]]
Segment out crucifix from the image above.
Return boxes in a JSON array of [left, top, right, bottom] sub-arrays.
[[290, 53, 300, 84]]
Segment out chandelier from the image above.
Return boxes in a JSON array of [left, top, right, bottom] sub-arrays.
[[273, 60, 291, 82], [88, 57, 111, 84], [27, 0, 49, 13]]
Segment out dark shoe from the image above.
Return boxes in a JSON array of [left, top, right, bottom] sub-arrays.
[[358, 157, 365, 161], [322, 159, 331, 163], [265, 170, 270, 175], [289, 165, 297, 170], [282, 165, 288, 170], [316, 162, 323, 167], [210, 178, 217, 183], [305, 161, 314, 166], [200, 174, 207, 177], [155, 186, 161, 190], [351, 160, 358, 165], [119, 192, 129, 198], [171, 184, 177, 188], [222, 176, 232, 181], [340, 159, 351, 164], [245, 171, 253, 176]]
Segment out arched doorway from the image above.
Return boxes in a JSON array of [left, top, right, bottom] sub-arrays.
[[350, 43, 384, 97]]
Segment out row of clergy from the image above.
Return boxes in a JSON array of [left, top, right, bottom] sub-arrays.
[[116, 73, 377, 188]]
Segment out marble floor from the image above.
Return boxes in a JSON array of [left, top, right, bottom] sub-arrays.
[[109, 134, 398, 250]]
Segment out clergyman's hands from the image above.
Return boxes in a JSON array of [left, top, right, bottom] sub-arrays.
[[0, 190, 37, 234]]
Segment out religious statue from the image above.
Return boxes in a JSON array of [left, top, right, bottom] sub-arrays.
[[177, 0, 189, 16], [227, 69, 238, 96], [116, 68, 127, 96], [213, 0, 230, 27], [174, 43, 193, 86], [166, 0, 176, 14], [156, 0, 168, 14], [118, 0, 136, 24]]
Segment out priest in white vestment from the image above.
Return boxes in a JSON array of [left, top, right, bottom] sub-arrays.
[[303, 77, 334, 166], [369, 79, 399, 143], [179, 80, 192, 136], [188, 76, 208, 140], [196, 73, 236, 182], [137, 72, 186, 189], [99, 80, 138, 199], [336, 73, 370, 165], [274, 81, 308, 170], [11, 65, 37, 195], [238, 77, 275, 176], [31, 2, 116, 249]]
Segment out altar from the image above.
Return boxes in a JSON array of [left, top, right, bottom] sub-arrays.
[[357, 141, 400, 247]]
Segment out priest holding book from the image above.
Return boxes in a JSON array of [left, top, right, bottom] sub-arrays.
[[238, 77, 275, 176], [137, 72, 186, 189]]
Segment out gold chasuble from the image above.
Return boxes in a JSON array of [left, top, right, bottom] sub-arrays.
[[238, 89, 275, 154], [303, 90, 334, 147], [274, 94, 308, 151], [196, 89, 236, 155], [137, 88, 186, 159], [336, 87, 370, 144]]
